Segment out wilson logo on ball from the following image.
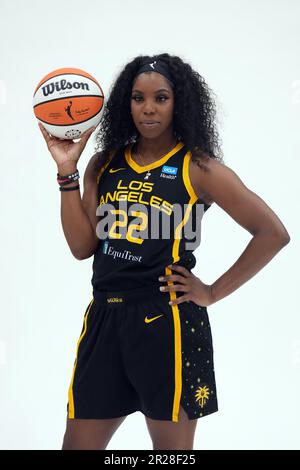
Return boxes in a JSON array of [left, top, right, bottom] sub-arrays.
[[41, 79, 90, 97]]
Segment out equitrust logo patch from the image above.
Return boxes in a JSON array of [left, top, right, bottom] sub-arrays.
[[160, 165, 178, 180], [101, 241, 143, 263]]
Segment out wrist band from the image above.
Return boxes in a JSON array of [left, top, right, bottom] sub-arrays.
[[59, 184, 80, 192]]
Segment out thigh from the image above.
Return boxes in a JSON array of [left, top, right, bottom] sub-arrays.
[[119, 294, 177, 420], [180, 301, 218, 419], [62, 415, 127, 450], [145, 405, 198, 450], [119, 295, 218, 422], [68, 297, 140, 419]]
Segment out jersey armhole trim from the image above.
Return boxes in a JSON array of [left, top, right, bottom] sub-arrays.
[[183, 151, 212, 208], [183, 151, 199, 203], [96, 150, 116, 185]]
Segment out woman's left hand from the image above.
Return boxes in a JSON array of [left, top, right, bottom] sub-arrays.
[[158, 264, 214, 307]]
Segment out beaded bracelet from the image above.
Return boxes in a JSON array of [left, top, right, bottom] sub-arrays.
[[57, 169, 80, 186]]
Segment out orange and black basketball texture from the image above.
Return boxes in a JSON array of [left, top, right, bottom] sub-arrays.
[[33, 67, 104, 139]]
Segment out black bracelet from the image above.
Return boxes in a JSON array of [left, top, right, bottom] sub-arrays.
[[59, 184, 80, 192], [57, 170, 79, 179]]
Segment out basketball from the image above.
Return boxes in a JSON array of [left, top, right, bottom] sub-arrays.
[[33, 67, 105, 139]]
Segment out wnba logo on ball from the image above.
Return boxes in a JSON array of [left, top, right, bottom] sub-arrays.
[[41, 79, 90, 97]]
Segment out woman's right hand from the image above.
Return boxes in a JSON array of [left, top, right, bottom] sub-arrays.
[[38, 122, 96, 172]]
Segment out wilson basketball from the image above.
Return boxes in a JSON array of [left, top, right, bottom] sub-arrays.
[[33, 67, 105, 139]]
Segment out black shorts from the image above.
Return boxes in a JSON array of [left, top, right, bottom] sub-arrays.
[[67, 285, 218, 422]]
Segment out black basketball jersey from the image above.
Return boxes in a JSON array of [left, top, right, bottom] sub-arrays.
[[91, 141, 211, 291]]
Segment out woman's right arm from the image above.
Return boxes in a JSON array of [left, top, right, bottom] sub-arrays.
[[58, 155, 101, 260], [38, 123, 101, 260]]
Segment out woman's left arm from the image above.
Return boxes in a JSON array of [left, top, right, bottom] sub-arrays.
[[199, 158, 290, 305], [160, 158, 291, 307]]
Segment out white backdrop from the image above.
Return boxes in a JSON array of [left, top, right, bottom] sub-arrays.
[[0, 0, 298, 450]]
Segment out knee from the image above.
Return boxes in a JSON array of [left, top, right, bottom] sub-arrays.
[[153, 441, 194, 450], [61, 436, 75, 450], [61, 433, 107, 450], [61, 434, 80, 450]]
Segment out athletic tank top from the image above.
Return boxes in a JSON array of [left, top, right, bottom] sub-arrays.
[[91, 141, 211, 291]]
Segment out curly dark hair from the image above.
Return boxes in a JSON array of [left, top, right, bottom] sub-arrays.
[[93, 52, 224, 173]]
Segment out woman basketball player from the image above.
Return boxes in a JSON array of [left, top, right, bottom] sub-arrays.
[[39, 53, 290, 450]]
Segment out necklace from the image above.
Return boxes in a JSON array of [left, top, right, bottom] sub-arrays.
[[134, 138, 178, 167]]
